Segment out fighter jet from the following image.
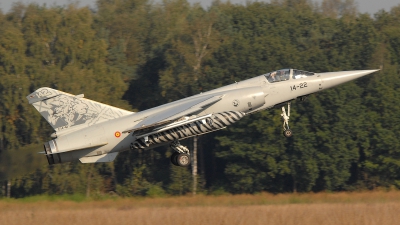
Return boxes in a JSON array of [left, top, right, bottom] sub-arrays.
[[27, 69, 378, 166]]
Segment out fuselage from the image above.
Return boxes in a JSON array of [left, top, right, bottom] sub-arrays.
[[43, 69, 377, 164]]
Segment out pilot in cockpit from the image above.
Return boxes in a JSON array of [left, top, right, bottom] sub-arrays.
[[270, 71, 277, 81]]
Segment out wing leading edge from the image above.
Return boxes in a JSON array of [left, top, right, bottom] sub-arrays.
[[123, 95, 223, 134]]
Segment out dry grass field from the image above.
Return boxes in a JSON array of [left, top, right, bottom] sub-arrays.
[[1, 191, 400, 225]]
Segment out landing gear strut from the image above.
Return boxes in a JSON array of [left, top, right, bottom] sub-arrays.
[[281, 102, 293, 138], [170, 140, 191, 167]]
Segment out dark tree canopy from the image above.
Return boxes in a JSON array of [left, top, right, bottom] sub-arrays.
[[1, 0, 400, 197]]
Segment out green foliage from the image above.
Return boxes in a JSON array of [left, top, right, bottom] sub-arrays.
[[146, 185, 166, 197], [0, 193, 88, 202], [1, 0, 400, 199], [168, 165, 192, 195]]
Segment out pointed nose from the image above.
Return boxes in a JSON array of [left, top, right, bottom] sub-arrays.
[[319, 70, 379, 90]]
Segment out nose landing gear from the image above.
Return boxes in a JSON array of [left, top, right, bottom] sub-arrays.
[[170, 140, 191, 167], [281, 102, 292, 138]]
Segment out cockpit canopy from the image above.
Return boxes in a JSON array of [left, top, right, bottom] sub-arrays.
[[292, 69, 315, 79], [264, 69, 315, 83], [264, 69, 290, 83]]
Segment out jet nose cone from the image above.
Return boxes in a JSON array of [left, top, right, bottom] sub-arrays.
[[319, 69, 379, 90]]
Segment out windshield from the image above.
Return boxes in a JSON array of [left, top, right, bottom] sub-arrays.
[[293, 69, 315, 79], [264, 69, 290, 83]]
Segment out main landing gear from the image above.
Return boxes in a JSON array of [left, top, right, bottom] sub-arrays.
[[170, 140, 191, 167], [281, 102, 293, 138]]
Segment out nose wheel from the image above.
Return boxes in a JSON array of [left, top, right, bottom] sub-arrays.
[[281, 102, 293, 138], [283, 129, 292, 138]]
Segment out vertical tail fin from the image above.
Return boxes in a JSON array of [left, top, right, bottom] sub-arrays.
[[27, 87, 133, 132]]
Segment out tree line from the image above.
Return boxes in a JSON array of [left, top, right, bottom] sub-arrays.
[[0, 0, 400, 197]]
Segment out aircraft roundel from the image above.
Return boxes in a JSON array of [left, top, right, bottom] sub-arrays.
[[115, 131, 121, 138]]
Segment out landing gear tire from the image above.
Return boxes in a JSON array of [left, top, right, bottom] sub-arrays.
[[170, 152, 180, 166], [171, 152, 191, 167], [283, 129, 293, 138], [170, 140, 191, 166], [176, 153, 191, 167]]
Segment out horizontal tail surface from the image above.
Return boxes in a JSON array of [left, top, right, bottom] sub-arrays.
[[27, 87, 132, 132]]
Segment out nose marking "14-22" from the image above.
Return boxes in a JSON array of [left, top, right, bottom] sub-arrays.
[[290, 82, 308, 91]]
